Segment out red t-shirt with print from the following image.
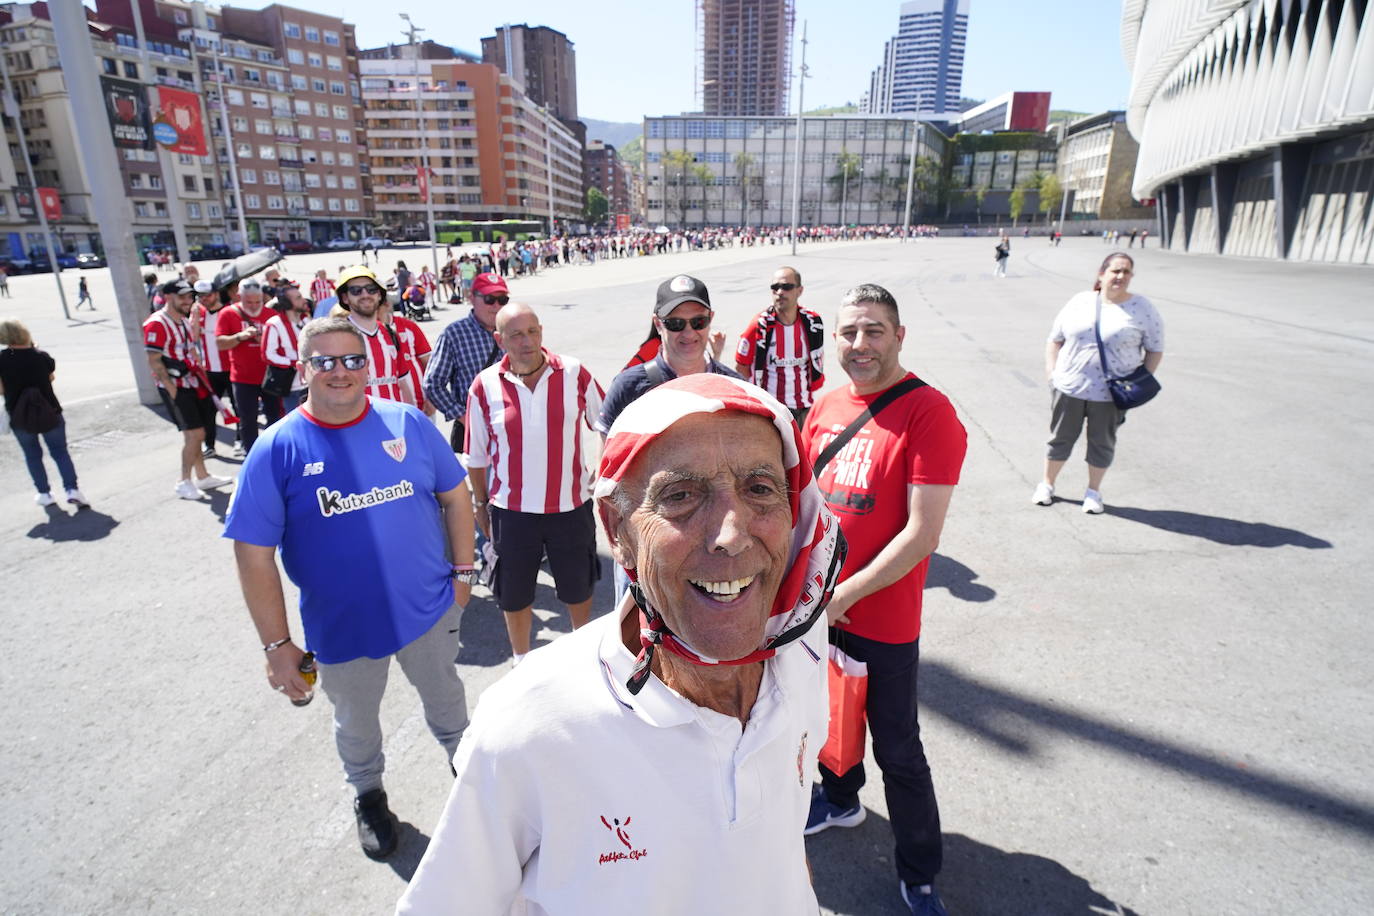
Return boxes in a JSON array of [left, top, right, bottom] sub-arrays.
[[802, 373, 967, 643], [215, 304, 270, 384]]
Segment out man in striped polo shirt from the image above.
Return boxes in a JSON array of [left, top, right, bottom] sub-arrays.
[[734, 266, 826, 426], [465, 303, 605, 665]]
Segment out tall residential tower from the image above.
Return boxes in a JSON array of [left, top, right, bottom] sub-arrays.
[[861, 0, 968, 118], [698, 0, 794, 117]]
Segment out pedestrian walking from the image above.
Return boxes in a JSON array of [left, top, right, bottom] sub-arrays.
[[1, 318, 89, 508], [1032, 252, 1165, 514], [75, 277, 94, 311], [994, 235, 1010, 278], [0, 263, 10, 297]]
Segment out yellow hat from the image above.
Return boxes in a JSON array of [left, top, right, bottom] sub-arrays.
[[336, 265, 380, 289]]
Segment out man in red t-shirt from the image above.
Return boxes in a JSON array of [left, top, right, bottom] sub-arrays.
[[215, 277, 285, 455], [800, 282, 967, 916]]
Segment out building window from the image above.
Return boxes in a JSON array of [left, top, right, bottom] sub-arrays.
[[329, 81, 345, 96], [291, 75, 308, 90], [324, 30, 340, 46], [254, 119, 271, 134], [183, 175, 198, 192], [327, 56, 342, 72], [304, 26, 320, 42], [257, 50, 274, 63], [264, 170, 280, 185], [259, 145, 276, 160], [327, 198, 341, 212], [308, 52, 323, 68], [318, 127, 332, 141], [244, 193, 261, 208], [338, 152, 353, 166], [287, 48, 304, 64], [305, 173, 321, 188], [336, 128, 351, 144], [237, 143, 253, 160], [332, 105, 348, 120], [345, 198, 359, 212], [299, 125, 314, 140], [186, 202, 201, 218], [240, 168, 257, 183], [232, 116, 249, 131], [101, 58, 116, 75], [308, 196, 323, 211], [315, 103, 329, 117], [208, 203, 221, 218], [312, 78, 326, 93], [268, 195, 284, 210], [284, 22, 301, 39], [321, 150, 335, 165], [129, 174, 143, 189], [250, 92, 268, 109], [294, 99, 310, 115]]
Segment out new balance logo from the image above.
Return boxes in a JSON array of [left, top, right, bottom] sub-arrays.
[[302, 461, 325, 477]]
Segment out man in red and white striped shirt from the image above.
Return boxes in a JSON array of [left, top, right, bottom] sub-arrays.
[[334, 265, 415, 405], [465, 303, 605, 664], [310, 269, 335, 304], [734, 266, 826, 426], [262, 284, 310, 408]]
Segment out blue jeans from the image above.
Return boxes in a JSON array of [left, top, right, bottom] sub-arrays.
[[13, 419, 79, 494]]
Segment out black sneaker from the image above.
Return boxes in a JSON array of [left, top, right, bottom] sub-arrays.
[[354, 788, 400, 859]]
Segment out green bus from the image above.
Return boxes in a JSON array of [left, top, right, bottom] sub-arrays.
[[434, 220, 545, 245]]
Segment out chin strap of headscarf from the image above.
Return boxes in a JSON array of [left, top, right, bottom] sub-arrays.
[[595, 375, 847, 695]]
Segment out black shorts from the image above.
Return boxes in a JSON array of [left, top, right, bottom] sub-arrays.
[[159, 386, 216, 433], [489, 501, 600, 612]]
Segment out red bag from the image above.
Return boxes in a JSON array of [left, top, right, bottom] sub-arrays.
[[819, 644, 868, 775]]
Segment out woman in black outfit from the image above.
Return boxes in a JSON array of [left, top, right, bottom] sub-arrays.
[[0, 318, 88, 507]]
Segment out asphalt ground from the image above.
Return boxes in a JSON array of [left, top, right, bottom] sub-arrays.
[[1, 235, 1371, 915]]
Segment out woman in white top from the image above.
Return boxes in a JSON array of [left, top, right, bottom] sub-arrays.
[[1033, 252, 1164, 514]]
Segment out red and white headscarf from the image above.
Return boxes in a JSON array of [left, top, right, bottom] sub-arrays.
[[595, 374, 846, 694]]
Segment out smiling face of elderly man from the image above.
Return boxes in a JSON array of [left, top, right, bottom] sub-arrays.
[[601, 411, 792, 700]]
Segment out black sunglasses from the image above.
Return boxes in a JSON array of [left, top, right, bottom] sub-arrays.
[[482, 294, 510, 305], [770, 283, 798, 292], [305, 353, 368, 372], [661, 315, 711, 332], [343, 284, 382, 296]]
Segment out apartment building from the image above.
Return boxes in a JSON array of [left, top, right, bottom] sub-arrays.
[[1057, 111, 1152, 222], [584, 140, 629, 222], [862, 0, 969, 119], [698, 0, 794, 117], [359, 49, 583, 236]]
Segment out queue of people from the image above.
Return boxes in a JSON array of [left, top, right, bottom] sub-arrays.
[[6, 241, 1163, 915]]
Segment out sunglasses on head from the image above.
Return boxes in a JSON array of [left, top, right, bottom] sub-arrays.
[[305, 353, 368, 372], [770, 282, 797, 292], [482, 294, 510, 305], [343, 284, 382, 296], [661, 315, 711, 332]]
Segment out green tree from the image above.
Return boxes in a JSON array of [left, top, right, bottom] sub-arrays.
[[661, 149, 696, 227], [734, 151, 758, 224], [828, 149, 863, 221], [584, 186, 609, 226], [975, 184, 989, 224], [692, 162, 715, 220], [618, 136, 643, 170], [1038, 173, 1063, 223], [1008, 184, 1029, 227]]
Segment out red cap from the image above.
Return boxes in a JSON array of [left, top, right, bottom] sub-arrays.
[[471, 273, 508, 297]]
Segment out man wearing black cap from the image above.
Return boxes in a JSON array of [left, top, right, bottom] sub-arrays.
[[142, 278, 233, 500]]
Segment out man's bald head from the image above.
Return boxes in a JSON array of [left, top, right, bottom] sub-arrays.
[[495, 302, 537, 333]]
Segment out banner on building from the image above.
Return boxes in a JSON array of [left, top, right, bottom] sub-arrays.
[[37, 188, 62, 222], [616, 213, 631, 231], [14, 188, 36, 220], [101, 76, 152, 150], [416, 165, 435, 204], [154, 86, 208, 156]]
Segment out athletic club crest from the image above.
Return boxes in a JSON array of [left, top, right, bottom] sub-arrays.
[[381, 436, 406, 462]]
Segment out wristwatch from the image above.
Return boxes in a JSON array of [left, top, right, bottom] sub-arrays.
[[451, 564, 478, 585]]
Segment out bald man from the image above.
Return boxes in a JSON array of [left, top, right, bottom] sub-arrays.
[[464, 304, 606, 664]]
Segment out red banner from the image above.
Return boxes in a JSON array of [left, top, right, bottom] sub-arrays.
[[416, 165, 435, 203], [37, 187, 61, 221], [156, 86, 208, 156]]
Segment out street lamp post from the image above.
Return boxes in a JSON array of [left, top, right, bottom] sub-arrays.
[[0, 51, 71, 319], [400, 14, 439, 279], [788, 21, 808, 256], [901, 118, 918, 241], [206, 38, 250, 252]]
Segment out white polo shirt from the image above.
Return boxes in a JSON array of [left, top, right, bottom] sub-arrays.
[[397, 605, 829, 915]]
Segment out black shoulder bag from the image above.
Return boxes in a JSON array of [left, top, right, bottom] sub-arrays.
[[1094, 295, 1161, 411], [812, 377, 926, 476]]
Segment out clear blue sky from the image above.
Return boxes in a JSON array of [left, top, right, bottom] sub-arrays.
[[216, 0, 1132, 122]]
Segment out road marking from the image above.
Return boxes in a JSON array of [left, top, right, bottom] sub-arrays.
[[64, 388, 138, 406]]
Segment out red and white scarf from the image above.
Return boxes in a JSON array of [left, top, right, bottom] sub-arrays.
[[595, 374, 846, 694]]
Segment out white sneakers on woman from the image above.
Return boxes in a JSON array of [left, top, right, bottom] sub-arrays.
[[1031, 482, 1054, 505], [1082, 489, 1105, 514]]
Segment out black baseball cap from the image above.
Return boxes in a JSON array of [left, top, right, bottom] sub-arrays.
[[161, 278, 194, 296], [654, 275, 711, 318]]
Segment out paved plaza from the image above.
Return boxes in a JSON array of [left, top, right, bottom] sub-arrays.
[[1, 236, 1371, 915]]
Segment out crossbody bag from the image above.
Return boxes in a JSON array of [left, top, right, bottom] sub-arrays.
[[812, 377, 926, 476], [1093, 295, 1161, 411]]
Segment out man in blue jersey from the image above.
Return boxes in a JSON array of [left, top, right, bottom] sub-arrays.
[[225, 315, 477, 861]]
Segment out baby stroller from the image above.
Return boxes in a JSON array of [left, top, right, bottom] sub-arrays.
[[401, 284, 432, 321]]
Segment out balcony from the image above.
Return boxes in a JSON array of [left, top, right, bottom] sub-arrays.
[[278, 158, 305, 170]]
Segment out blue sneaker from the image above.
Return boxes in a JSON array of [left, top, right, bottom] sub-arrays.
[[900, 881, 949, 916], [803, 783, 866, 835]]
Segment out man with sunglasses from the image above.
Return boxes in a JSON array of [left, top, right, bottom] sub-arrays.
[[423, 272, 507, 454], [334, 265, 416, 407], [735, 267, 826, 426], [226, 315, 477, 862]]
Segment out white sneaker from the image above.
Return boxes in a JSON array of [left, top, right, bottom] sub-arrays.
[[65, 488, 90, 508], [1031, 482, 1054, 505], [195, 474, 233, 491], [35, 492, 56, 507], [1082, 489, 1105, 514], [175, 479, 203, 500]]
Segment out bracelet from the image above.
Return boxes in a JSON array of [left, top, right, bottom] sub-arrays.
[[451, 563, 476, 571], [263, 636, 292, 652], [473, 499, 489, 508]]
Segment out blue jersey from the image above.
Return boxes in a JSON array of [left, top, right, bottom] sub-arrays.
[[224, 397, 465, 663]]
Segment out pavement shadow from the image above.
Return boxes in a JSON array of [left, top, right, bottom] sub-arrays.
[[205, 487, 232, 523], [925, 553, 996, 602], [923, 661, 1374, 838], [1104, 505, 1332, 548], [808, 813, 1132, 915], [384, 820, 431, 882], [26, 504, 119, 542]]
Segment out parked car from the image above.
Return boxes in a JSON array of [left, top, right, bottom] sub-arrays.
[[325, 237, 357, 250], [1, 255, 33, 274], [28, 251, 79, 272], [190, 243, 233, 260], [359, 236, 393, 249], [76, 252, 107, 269], [280, 239, 314, 254]]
